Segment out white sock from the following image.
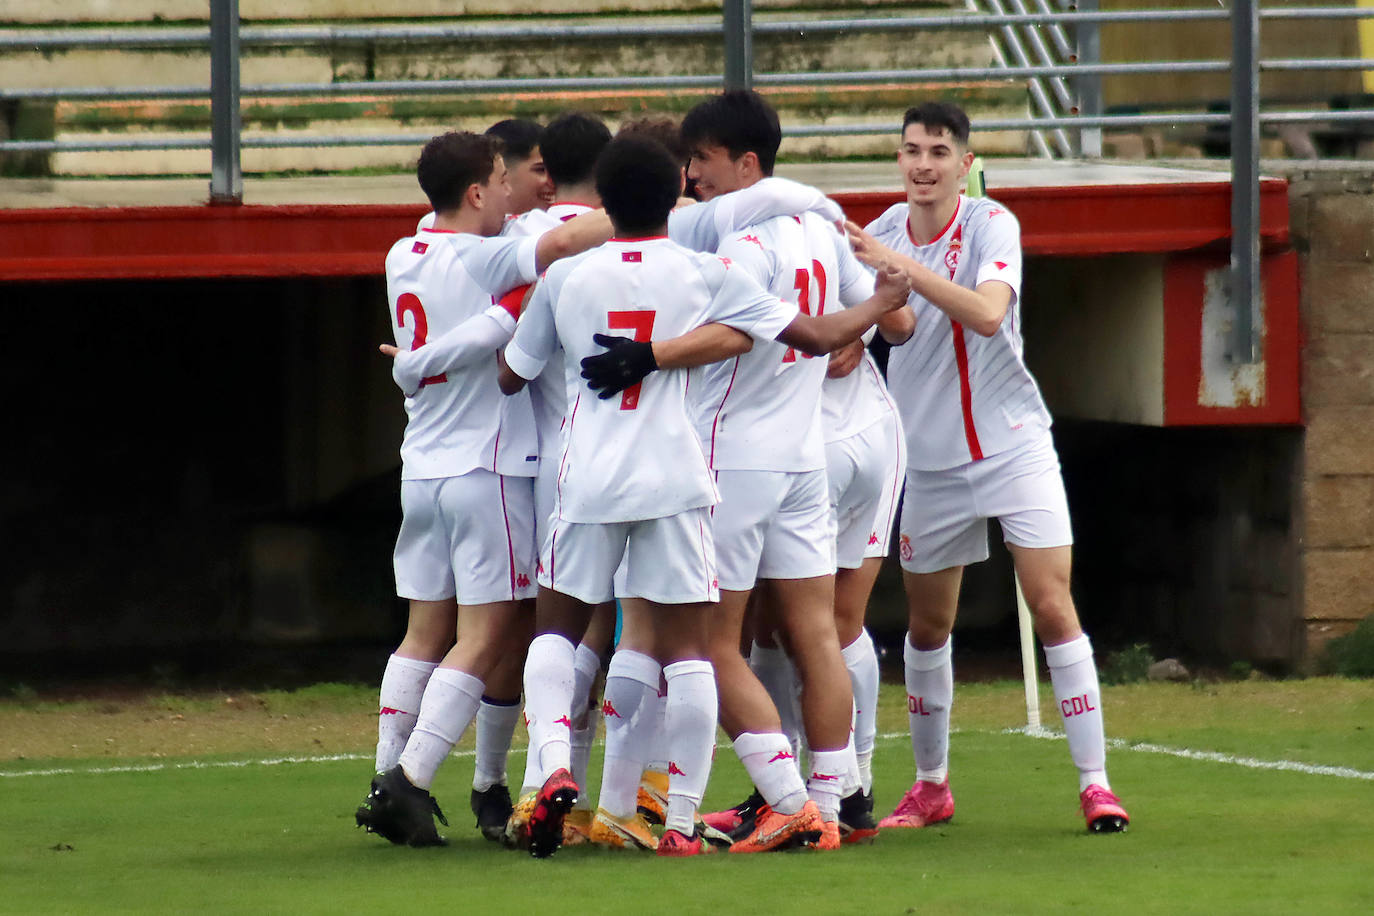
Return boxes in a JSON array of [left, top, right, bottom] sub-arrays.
[[598, 649, 661, 819], [645, 689, 669, 773], [749, 641, 804, 760], [905, 635, 953, 784], [1045, 634, 1111, 792], [569, 642, 603, 809], [734, 731, 808, 815], [518, 714, 540, 796], [841, 629, 880, 793], [840, 732, 861, 798], [472, 697, 521, 792], [523, 633, 576, 784], [375, 654, 436, 772], [807, 746, 851, 822], [663, 659, 718, 836], [397, 667, 484, 791]]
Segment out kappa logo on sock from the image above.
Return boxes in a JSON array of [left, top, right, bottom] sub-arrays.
[[809, 772, 840, 782], [768, 751, 795, 763], [554, 715, 573, 729], [379, 707, 404, 716], [668, 762, 686, 776], [601, 699, 621, 718]]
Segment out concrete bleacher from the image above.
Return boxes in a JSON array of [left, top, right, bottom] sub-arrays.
[[0, 0, 1032, 177]]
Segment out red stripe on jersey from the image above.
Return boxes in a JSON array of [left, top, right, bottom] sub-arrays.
[[708, 357, 741, 470], [499, 475, 516, 599], [949, 319, 983, 462], [497, 284, 530, 320]]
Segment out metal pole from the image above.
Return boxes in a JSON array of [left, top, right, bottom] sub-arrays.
[[209, 0, 243, 205], [724, 0, 753, 90], [1075, 0, 1103, 157], [1229, 0, 1261, 363]]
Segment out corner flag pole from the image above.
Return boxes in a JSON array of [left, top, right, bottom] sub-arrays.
[[965, 157, 1041, 730]]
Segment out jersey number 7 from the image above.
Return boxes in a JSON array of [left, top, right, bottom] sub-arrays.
[[607, 309, 656, 410]]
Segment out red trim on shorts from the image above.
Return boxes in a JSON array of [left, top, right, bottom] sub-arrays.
[[697, 513, 712, 598], [867, 358, 904, 551], [708, 357, 741, 469], [499, 474, 516, 599], [949, 319, 984, 461], [549, 528, 557, 588], [557, 391, 580, 512]]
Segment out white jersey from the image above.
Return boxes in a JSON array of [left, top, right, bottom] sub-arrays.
[[822, 348, 900, 443], [696, 211, 862, 472], [504, 237, 798, 524], [867, 195, 1047, 470], [667, 176, 844, 253], [505, 203, 594, 457], [385, 228, 541, 480]]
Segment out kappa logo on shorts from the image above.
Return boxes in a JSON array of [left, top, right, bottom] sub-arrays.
[[537, 560, 545, 575], [899, 534, 913, 562], [601, 699, 621, 718], [516, 574, 531, 589], [668, 762, 686, 776], [867, 532, 880, 546], [411, 241, 428, 254]]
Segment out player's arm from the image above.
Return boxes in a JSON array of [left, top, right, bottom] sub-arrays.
[[380, 305, 517, 396], [776, 264, 909, 356], [533, 209, 614, 273], [667, 176, 843, 252], [500, 281, 557, 395], [579, 323, 752, 399], [844, 219, 1009, 337]]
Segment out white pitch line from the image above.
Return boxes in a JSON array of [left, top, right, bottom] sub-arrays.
[[4, 730, 1370, 782]]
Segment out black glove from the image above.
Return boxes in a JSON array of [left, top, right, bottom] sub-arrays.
[[580, 333, 659, 399]]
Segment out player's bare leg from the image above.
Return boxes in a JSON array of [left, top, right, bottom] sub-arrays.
[[767, 574, 855, 846], [711, 589, 784, 738], [470, 600, 532, 841], [1008, 544, 1127, 832], [880, 566, 962, 830], [748, 590, 803, 758]]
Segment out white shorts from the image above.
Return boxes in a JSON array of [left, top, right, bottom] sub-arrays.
[[713, 468, 836, 592], [897, 431, 1073, 574], [539, 506, 719, 606], [394, 470, 538, 604], [534, 456, 558, 552], [827, 413, 906, 569]]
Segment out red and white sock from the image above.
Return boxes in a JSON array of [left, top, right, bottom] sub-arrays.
[[734, 731, 808, 815], [473, 696, 520, 792], [598, 649, 661, 819], [398, 666, 484, 791], [375, 654, 436, 772], [749, 641, 804, 760], [905, 635, 953, 784], [807, 746, 851, 822], [523, 633, 576, 784], [841, 629, 880, 793], [662, 659, 718, 836], [1045, 634, 1110, 792]]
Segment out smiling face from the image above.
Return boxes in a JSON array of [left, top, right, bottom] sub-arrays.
[[506, 145, 554, 213], [686, 143, 754, 201], [475, 154, 513, 236], [897, 122, 975, 211]]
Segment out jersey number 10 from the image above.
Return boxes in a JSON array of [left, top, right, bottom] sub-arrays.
[[781, 261, 828, 364]]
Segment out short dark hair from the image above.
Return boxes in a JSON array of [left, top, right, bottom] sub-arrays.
[[616, 115, 689, 166], [680, 90, 781, 175], [540, 111, 612, 187], [902, 101, 971, 146], [484, 118, 541, 164], [417, 131, 504, 213], [595, 135, 681, 236]]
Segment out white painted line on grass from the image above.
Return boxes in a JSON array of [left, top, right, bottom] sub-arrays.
[[0, 748, 478, 780]]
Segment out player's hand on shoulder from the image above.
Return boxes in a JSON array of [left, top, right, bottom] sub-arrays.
[[580, 333, 659, 399]]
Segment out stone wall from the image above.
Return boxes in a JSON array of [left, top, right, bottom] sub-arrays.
[[1286, 165, 1374, 661]]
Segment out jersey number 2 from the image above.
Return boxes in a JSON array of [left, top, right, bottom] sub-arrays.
[[607, 309, 656, 410], [396, 293, 447, 388], [782, 260, 828, 364]]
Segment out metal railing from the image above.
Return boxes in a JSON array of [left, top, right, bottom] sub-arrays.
[[4, 1, 1374, 358]]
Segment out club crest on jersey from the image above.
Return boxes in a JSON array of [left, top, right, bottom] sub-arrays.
[[943, 225, 963, 275]]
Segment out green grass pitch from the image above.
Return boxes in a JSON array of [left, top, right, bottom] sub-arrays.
[[3, 680, 1372, 915]]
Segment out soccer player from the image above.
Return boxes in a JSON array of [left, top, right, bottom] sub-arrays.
[[486, 118, 555, 214], [507, 135, 907, 858], [355, 130, 606, 848], [845, 101, 1130, 834]]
